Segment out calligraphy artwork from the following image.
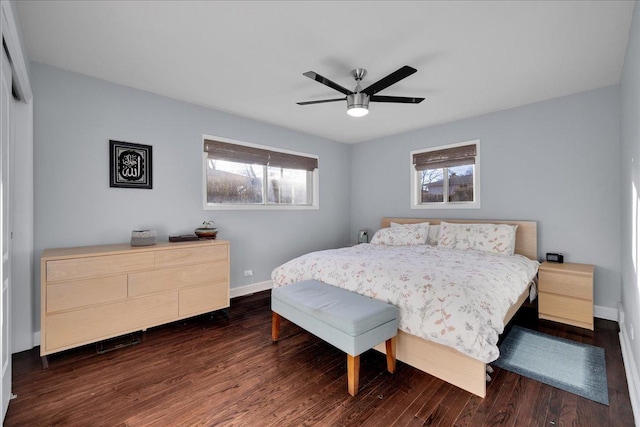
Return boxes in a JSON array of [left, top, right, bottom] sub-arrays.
[[109, 140, 153, 189]]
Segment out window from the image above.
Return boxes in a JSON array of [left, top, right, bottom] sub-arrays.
[[410, 140, 480, 209], [203, 136, 319, 210]]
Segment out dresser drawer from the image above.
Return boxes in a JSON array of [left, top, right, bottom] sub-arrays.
[[47, 275, 128, 313], [179, 281, 229, 317], [128, 261, 229, 297], [45, 292, 179, 353], [154, 245, 228, 268], [538, 270, 592, 299], [46, 252, 155, 283]]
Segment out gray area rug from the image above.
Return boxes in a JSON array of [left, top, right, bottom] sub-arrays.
[[493, 325, 608, 405]]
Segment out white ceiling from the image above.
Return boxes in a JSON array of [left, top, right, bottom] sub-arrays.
[[16, 1, 635, 144]]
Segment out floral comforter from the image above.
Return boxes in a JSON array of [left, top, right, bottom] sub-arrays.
[[271, 244, 539, 363]]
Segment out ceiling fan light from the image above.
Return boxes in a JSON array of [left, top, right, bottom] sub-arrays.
[[347, 107, 369, 117], [347, 93, 370, 117]]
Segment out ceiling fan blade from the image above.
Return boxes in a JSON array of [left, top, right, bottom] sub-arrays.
[[297, 97, 346, 105], [362, 66, 418, 96], [370, 95, 425, 104], [303, 71, 353, 95]]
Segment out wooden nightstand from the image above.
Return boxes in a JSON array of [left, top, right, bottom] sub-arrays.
[[538, 261, 594, 330]]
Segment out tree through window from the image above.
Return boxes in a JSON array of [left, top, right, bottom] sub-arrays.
[[411, 141, 480, 209], [203, 137, 318, 210]]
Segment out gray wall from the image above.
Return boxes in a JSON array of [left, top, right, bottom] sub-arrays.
[[620, 0, 640, 401], [32, 62, 350, 327], [350, 86, 621, 310], [6, 0, 36, 353]]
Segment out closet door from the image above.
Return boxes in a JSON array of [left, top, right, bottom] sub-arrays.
[[0, 44, 13, 419]]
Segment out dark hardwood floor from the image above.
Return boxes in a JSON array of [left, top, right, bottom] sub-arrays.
[[5, 291, 635, 426]]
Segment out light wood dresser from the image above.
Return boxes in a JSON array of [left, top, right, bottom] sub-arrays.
[[538, 261, 594, 330], [40, 240, 229, 363]]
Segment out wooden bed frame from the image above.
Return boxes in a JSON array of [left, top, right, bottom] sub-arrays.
[[372, 217, 538, 398]]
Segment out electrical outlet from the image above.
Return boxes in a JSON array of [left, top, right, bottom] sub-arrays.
[[243, 270, 253, 277]]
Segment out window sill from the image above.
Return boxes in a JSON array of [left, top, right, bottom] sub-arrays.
[[204, 203, 319, 211], [411, 202, 481, 210]]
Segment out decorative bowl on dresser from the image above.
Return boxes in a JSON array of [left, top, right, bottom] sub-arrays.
[[194, 228, 218, 239]]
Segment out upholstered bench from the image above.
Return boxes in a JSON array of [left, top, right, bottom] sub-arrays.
[[271, 280, 399, 396]]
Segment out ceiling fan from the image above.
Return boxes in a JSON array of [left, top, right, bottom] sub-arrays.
[[297, 65, 424, 117]]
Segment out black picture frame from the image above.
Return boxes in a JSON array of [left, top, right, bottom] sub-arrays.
[[109, 140, 153, 189]]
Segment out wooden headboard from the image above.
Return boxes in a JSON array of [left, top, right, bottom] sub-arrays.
[[381, 217, 538, 260]]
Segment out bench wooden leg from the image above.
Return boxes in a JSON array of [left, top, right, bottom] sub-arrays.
[[271, 312, 281, 342], [385, 336, 397, 374], [347, 354, 360, 396]]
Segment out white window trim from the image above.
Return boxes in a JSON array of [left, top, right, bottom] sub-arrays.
[[202, 135, 319, 211], [410, 139, 481, 210]]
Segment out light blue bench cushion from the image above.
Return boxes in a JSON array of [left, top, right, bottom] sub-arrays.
[[272, 280, 399, 356], [272, 280, 398, 336]]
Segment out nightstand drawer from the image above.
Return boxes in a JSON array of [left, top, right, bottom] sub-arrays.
[[539, 292, 593, 328], [538, 270, 592, 299]]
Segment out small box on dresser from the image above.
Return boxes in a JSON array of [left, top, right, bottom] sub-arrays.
[[538, 261, 594, 330], [40, 239, 230, 363]]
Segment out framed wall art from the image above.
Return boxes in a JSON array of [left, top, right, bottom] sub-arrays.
[[109, 140, 153, 189]]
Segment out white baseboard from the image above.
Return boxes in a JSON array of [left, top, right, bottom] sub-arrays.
[[230, 280, 273, 299], [594, 304, 619, 322], [619, 320, 640, 427]]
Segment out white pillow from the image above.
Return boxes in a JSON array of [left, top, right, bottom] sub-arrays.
[[371, 222, 430, 245], [438, 222, 518, 255], [437, 222, 458, 249], [390, 222, 430, 244]]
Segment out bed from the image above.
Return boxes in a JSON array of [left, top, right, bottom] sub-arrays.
[[271, 218, 538, 398]]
